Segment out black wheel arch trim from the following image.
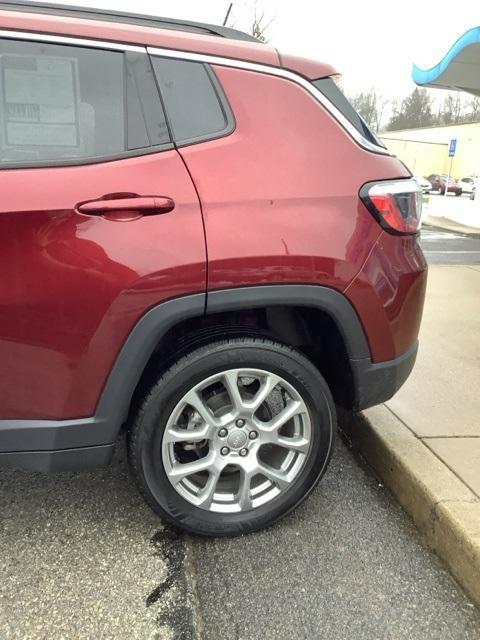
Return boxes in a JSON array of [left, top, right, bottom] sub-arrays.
[[0, 285, 415, 470], [206, 285, 371, 360]]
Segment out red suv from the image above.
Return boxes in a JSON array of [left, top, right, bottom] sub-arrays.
[[0, 2, 427, 536], [427, 174, 462, 196]]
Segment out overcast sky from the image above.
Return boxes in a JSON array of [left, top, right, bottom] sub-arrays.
[[35, 0, 480, 99]]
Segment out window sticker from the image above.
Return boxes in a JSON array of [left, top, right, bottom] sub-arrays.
[[1, 55, 80, 147]]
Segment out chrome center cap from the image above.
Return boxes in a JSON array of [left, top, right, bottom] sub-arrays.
[[226, 429, 248, 450]]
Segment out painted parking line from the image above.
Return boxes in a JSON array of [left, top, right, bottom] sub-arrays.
[[421, 233, 463, 240], [423, 251, 480, 254]]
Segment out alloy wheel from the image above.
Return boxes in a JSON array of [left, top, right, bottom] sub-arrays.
[[161, 368, 312, 513]]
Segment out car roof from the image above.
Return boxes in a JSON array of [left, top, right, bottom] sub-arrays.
[[0, 1, 258, 41], [0, 1, 336, 78], [0, 1, 279, 66]]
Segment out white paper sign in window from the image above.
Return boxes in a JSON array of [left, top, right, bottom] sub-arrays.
[[2, 56, 80, 147]]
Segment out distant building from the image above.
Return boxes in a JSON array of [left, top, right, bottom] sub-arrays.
[[379, 122, 480, 179]]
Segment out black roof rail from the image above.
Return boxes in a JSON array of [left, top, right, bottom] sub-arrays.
[[0, 0, 259, 43]]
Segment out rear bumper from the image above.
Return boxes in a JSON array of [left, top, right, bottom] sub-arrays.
[[344, 231, 427, 362], [351, 341, 418, 411]]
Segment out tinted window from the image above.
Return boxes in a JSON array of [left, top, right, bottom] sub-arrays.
[[313, 78, 384, 148], [125, 51, 170, 150], [0, 40, 169, 166], [152, 57, 232, 143]]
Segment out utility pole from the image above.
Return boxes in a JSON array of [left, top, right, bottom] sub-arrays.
[[223, 2, 233, 26]]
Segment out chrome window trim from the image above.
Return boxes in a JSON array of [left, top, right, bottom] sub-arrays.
[[147, 47, 390, 156], [0, 29, 388, 154], [0, 28, 144, 52]]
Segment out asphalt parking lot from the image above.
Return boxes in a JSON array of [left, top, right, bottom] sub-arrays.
[[0, 440, 194, 640], [1, 435, 480, 640], [420, 225, 480, 264]]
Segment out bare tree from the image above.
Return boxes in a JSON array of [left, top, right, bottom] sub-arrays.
[[467, 96, 480, 121], [223, 3, 273, 43], [437, 91, 463, 125], [251, 8, 272, 42], [350, 88, 388, 132], [432, 91, 480, 125]]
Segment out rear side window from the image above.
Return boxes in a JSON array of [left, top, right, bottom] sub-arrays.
[[0, 39, 170, 167], [151, 57, 234, 144], [313, 77, 384, 148]]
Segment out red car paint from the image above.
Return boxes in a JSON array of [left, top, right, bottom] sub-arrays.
[[179, 65, 425, 361], [0, 152, 205, 419], [344, 232, 427, 360], [0, 7, 427, 427]]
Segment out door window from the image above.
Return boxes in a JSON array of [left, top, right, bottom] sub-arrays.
[[151, 57, 234, 145], [0, 39, 170, 167]]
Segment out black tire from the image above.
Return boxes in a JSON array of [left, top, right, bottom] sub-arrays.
[[455, 191, 462, 196], [127, 337, 335, 537]]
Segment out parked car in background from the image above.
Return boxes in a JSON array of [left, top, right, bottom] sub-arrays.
[[0, 1, 427, 537], [413, 176, 432, 193], [427, 174, 462, 196], [458, 177, 477, 195]]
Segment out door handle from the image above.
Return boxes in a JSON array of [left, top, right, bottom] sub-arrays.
[[77, 196, 175, 216]]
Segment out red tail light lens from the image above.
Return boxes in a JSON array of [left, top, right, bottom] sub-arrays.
[[360, 179, 422, 234]]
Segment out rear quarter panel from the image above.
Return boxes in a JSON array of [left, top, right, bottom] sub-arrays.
[[178, 65, 410, 294]]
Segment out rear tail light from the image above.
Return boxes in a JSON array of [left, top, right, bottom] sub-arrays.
[[360, 179, 422, 234]]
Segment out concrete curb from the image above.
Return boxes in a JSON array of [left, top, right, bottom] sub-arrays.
[[339, 405, 480, 607], [423, 216, 480, 238]]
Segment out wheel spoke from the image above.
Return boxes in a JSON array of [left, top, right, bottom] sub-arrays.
[[164, 423, 211, 444], [257, 463, 290, 490], [256, 399, 304, 433], [223, 370, 244, 413], [247, 373, 280, 412], [236, 469, 253, 510], [183, 389, 218, 427], [196, 466, 222, 509], [273, 435, 310, 454], [169, 453, 216, 485]]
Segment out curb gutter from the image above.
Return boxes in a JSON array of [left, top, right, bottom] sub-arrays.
[[423, 216, 480, 238], [339, 405, 480, 607]]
